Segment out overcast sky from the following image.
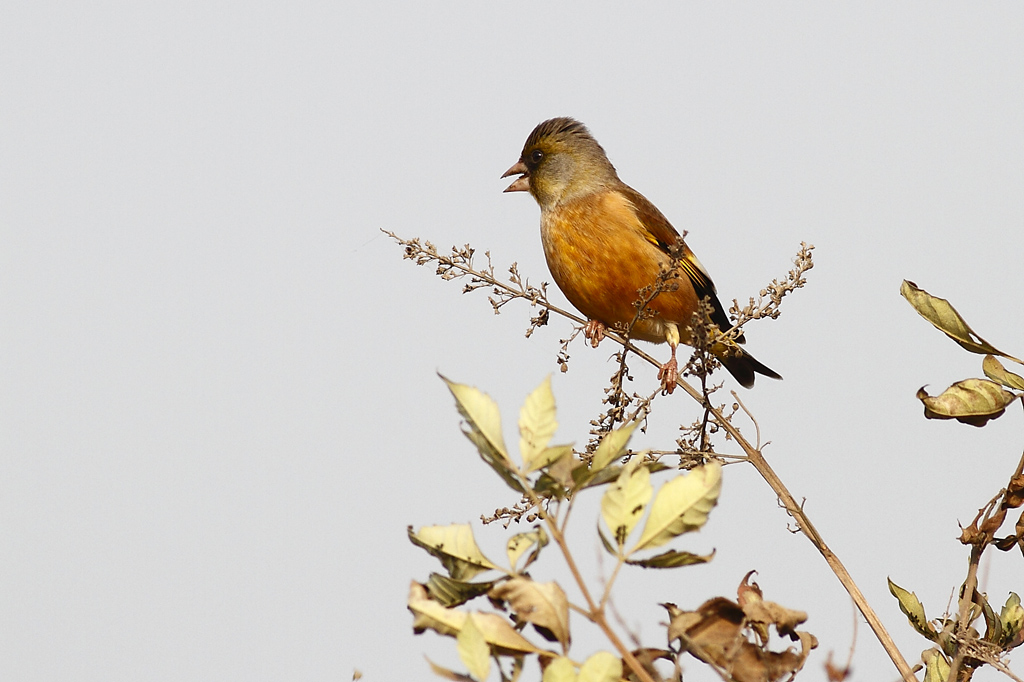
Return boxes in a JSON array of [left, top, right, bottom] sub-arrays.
[[2, 3, 1023, 681]]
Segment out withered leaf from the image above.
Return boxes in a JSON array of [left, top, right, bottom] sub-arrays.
[[916, 379, 1016, 427], [489, 577, 571, 649], [626, 548, 714, 569], [900, 281, 1022, 363], [664, 597, 816, 682], [983, 355, 1024, 391]]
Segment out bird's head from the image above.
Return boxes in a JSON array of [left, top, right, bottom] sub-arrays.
[[502, 117, 619, 211]]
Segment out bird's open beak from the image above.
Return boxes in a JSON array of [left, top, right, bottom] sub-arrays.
[[501, 160, 530, 193]]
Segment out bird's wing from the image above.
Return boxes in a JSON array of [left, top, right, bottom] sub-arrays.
[[618, 184, 741, 339]]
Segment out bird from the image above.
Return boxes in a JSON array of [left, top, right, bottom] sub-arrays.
[[501, 117, 780, 391]]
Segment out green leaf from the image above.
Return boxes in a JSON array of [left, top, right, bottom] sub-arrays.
[[600, 460, 652, 548], [519, 376, 558, 469], [576, 651, 622, 682], [541, 656, 577, 682], [457, 615, 491, 681], [632, 461, 722, 552], [887, 578, 936, 640], [983, 355, 1024, 391], [506, 526, 548, 574], [916, 379, 1017, 427], [409, 525, 499, 581], [626, 548, 715, 569], [901, 281, 1023, 363], [591, 421, 640, 473]]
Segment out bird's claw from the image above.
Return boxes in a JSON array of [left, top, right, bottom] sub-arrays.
[[583, 320, 606, 349], [658, 358, 678, 394]]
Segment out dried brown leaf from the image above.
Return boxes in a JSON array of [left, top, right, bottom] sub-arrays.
[[916, 379, 1017, 427]]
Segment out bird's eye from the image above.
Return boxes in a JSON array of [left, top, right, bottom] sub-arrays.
[[530, 149, 544, 163]]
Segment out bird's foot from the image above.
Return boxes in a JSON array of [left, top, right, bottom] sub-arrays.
[[583, 320, 606, 349], [658, 357, 679, 394]]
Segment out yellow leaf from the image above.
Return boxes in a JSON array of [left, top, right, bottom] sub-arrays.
[[519, 376, 558, 468], [591, 421, 639, 473], [916, 379, 1017, 427], [442, 376, 509, 460], [409, 525, 499, 581], [922, 649, 950, 682], [506, 526, 548, 574], [900, 281, 1022, 363], [600, 461, 652, 547], [542, 656, 577, 682], [577, 651, 622, 682], [408, 582, 542, 655], [457, 614, 491, 681], [526, 444, 575, 474], [632, 461, 721, 552], [441, 375, 524, 492], [983, 355, 1024, 391]]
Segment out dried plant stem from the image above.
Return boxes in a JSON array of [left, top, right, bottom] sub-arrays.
[[628, 341, 917, 682], [948, 447, 1024, 682], [530, 323, 912, 682], [519, 474, 657, 682]]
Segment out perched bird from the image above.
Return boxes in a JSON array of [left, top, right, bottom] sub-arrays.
[[501, 117, 780, 390]]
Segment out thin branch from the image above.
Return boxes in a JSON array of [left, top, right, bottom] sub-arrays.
[[392, 233, 915, 681]]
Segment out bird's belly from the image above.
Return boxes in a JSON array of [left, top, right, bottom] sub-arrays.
[[539, 201, 698, 345]]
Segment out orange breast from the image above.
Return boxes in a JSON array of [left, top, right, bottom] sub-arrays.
[[539, 190, 699, 345]]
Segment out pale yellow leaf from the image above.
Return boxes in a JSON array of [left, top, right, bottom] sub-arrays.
[[442, 376, 509, 459], [409, 525, 499, 581], [922, 649, 950, 682], [576, 651, 622, 682], [600, 461, 652, 547], [457, 614, 491, 681], [469, 611, 542, 656], [519, 376, 558, 468], [542, 656, 577, 682], [632, 461, 721, 552], [506, 526, 548, 574], [526, 444, 574, 473], [408, 582, 542, 655], [591, 421, 639, 473], [489, 577, 570, 648]]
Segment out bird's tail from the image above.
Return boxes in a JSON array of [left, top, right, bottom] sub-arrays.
[[714, 344, 782, 389]]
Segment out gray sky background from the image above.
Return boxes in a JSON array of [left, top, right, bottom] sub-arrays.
[[3, 3, 1023, 681]]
